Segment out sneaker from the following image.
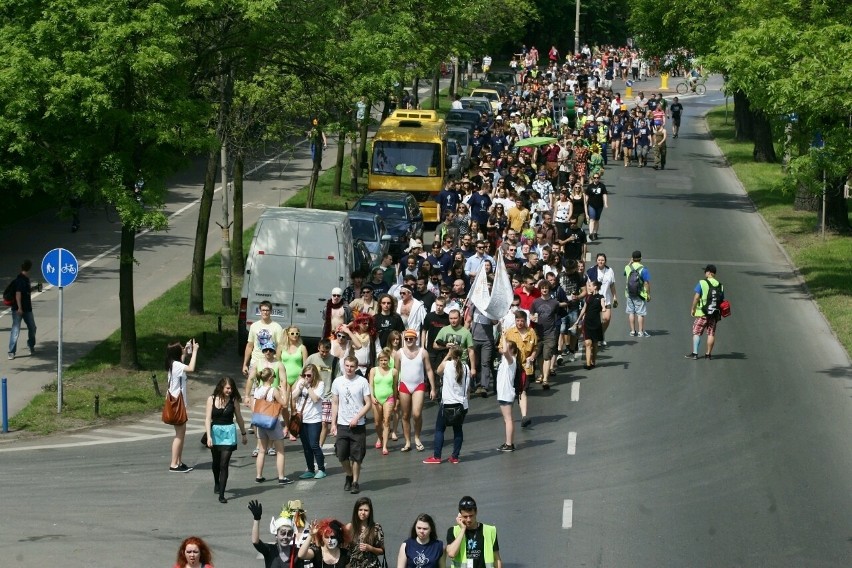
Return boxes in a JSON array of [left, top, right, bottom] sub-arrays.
[[422, 456, 442, 464], [350, 482, 360, 494], [267, 448, 277, 456], [521, 417, 532, 428], [344, 476, 353, 492], [685, 352, 698, 360], [313, 470, 327, 479], [601, 340, 608, 347], [705, 353, 712, 360], [497, 443, 515, 452], [299, 471, 315, 479], [169, 463, 193, 473], [448, 456, 460, 464], [255, 476, 266, 483], [278, 477, 294, 485], [28, 347, 34, 356], [7, 353, 13, 360], [556, 354, 564, 365], [641, 331, 650, 337], [629, 331, 637, 337], [251, 448, 259, 458], [567, 352, 576, 362]]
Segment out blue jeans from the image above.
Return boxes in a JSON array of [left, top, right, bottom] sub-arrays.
[[299, 421, 325, 472], [433, 403, 465, 459], [9, 310, 36, 355]]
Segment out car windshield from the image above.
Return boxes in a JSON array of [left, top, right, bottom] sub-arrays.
[[447, 130, 468, 147], [355, 201, 408, 220], [350, 218, 378, 241], [371, 141, 441, 177]]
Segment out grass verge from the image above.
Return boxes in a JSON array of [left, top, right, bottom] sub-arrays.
[[706, 107, 852, 356]]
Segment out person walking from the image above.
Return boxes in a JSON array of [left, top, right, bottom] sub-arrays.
[[7, 259, 36, 359], [584, 173, 608, 241], [495, 339, 518, 453], [292, 363, 328, 480], [686, 264, 725, 360], [346, 497, 385, 568], [248, 500, 310, 568], [577, 280, 608, 370], [331, 356, 373, 494], [166, 339, 198, 472], [652, 124, 667, 170], [204, 376, 248, 503], [446, 497, 503, 568], [394, 329, 436, 452], [624, 251, 651, 337], [424, 346, 470, 464], [368, 349, 399, 455], [396, 513, 445, 568], [252, 368, 294, 486], [242, 300, 283, 376], [173, 536, 214, 568], [299, 519, 351, 568], [501, 311, 538, 427], [587, 253, 617, 345]]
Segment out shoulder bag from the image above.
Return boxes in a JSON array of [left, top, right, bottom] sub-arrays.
[[162, 371, 188, 425], [287, 388, 310, 437], [251, 388, 283, 429]]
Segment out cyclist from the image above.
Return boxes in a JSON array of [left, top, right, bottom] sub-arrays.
[[687, 68, 702, 92]]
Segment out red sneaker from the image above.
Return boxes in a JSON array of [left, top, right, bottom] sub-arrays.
[[448, 456, 460, 464], [422, 456, 442, 464]]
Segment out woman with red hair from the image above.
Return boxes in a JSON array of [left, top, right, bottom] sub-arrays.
[[173, 536, 213, 568], [298, 518, 351, 567], [342, 312, 379, 377]]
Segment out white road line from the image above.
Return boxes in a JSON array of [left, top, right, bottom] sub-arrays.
[[120, 424, 178, 433], [0, 427, 206, 452], [570, 382, 580, 401], [562, 499, 573, 528], [567, 432, 577, 455]]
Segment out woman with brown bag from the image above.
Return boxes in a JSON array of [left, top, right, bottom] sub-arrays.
[[166, 339, 198, 473], [252, 367, 294, 485]]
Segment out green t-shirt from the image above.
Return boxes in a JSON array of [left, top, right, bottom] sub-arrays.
[[434, 325, 474, 363]]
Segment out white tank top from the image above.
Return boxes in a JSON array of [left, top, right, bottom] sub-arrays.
[[399, 348, 425, 392]]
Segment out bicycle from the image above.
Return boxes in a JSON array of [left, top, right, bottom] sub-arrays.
[[676, 76, 707, 95]]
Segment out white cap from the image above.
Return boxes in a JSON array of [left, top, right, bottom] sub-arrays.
[[331, 287, 343, 296]]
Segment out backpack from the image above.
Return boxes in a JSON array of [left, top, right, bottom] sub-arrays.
[[3, 279, 16, 306], [626, 263, 644, 298], [701, 279, 722, 318]]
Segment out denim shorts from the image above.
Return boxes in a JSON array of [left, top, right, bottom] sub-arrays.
[[625, 296, 647, 316]]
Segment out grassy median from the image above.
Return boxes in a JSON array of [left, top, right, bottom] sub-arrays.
[[706, 107, 852, 355]]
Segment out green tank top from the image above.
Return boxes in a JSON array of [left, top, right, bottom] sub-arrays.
[[281, 348, 304, 386], [372, 368, 395, 404]]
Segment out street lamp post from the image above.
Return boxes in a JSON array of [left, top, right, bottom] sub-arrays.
[[574, 0, 581, 55]]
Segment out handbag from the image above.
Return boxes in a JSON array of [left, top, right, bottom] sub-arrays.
[[251, 393, 282, 429], [287, 390, 310, 437], [443, 404, 465, 426], [719, 299, 732, 318], [162, 391, 188, 425]]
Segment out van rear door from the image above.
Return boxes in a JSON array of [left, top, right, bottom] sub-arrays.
[[291, 222, 346, 337], [245, 218, 299, 328]]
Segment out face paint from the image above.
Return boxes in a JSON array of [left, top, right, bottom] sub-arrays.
[[326, 537, 338, 549]]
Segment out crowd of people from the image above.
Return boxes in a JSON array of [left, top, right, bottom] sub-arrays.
[[165, 45, 727, 568], [172, 495, 501, 568]]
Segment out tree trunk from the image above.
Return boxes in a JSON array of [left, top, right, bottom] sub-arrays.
[[412, 76, 420, 107], [826, 176, 851, 231], [793, 182, 820, 212], [119, 223, 139, 369], [380, 95, 391, 122], [752, 110, 777, 163], [734, 90, 753, 142], [232, 154, 245, 277], [431, 70, 439, 111], [350, 130, 359, 193], [358, 105, 370, 178], [333, 131, 344, 196], [189, 150, 218, 315]]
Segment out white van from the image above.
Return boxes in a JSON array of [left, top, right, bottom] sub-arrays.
[[238, 208, 369, 351]]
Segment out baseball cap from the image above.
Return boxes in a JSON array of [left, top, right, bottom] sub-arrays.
[[403, 329, 418, 339], [261, 341, 276, 352], [331, 287, 343, 296]]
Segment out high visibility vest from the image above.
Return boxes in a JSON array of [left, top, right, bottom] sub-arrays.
[[449, 524, 497, 568]]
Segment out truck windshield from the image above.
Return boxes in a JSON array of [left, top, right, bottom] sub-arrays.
[[371, 141, 441, 177]]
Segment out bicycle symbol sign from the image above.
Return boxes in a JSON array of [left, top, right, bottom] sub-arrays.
[[41, 248, 79, 287]]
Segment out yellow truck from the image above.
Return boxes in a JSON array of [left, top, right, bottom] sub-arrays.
[[368, 110, 448, 223]]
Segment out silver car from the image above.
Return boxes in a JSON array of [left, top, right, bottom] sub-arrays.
[[348, 211, 391, 265]]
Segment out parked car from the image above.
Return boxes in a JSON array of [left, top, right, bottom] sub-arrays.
[[478, 82, 510, 98], [470, 88, 501, 113], [351, 191, 424, 261], [485, 71, 519, 87], [348, 211, 391, 265], [446, 138, 471, 180], [447, 126, 471, 161], [459, 97, 491, 118], [445, 109, 481, 135]]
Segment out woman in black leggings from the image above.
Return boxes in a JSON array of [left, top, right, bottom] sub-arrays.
[[205, 376, 248, 503]]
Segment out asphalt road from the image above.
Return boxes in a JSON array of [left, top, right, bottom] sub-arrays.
[[2, 83, 851, 567]]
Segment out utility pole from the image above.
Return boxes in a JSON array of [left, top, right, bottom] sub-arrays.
[[574, 0, 581, 55], [218, 139, 233, 307]]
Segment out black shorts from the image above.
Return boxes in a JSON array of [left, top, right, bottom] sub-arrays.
[[335, 424, 367, 463]]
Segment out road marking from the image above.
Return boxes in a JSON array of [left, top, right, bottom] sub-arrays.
[[571, 382, 580, 401], [562, 499, 573, 528], [119, 424, 177, 433], [567, 432, 577, 455]]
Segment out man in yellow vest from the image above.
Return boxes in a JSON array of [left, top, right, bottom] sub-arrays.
[[447, 496, 503, 568]]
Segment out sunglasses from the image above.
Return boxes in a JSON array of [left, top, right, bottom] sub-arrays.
[[361, 290, 372, 294], [300, 373, 312, 378], [289, 331, 300, 336], [459, 499, 477, 510], [405, 337, 417, 341], [331, 294, 341, 298], [262, 349, 275, 353], [336, 333, 346, 339]]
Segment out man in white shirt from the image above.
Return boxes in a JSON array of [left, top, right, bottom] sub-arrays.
[[331, 356, 372, 494]]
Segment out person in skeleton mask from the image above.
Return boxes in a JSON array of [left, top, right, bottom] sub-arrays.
[[298, 518, 351, 568], [249, 499, 312, 568]]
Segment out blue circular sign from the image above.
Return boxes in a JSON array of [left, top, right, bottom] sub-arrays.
[[41, 248, 79, 287]]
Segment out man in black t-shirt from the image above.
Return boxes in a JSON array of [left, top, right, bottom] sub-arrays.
[[531, 281, 560, 389], [559, 217, 587, 261], [422, 298, 451, 393], [8, 259, 36, 359], [669, 96, 684, 138], [447, 496, 502, 568]]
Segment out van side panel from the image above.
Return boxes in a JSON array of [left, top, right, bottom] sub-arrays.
[[291, 223, 348, 338]]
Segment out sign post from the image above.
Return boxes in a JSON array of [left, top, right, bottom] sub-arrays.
[[41, 248, 79, 413]]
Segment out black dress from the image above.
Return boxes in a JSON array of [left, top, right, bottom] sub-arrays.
[[583, 293, 605, 342]]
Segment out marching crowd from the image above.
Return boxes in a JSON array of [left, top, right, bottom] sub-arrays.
[[165, 46, 727, 568]]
